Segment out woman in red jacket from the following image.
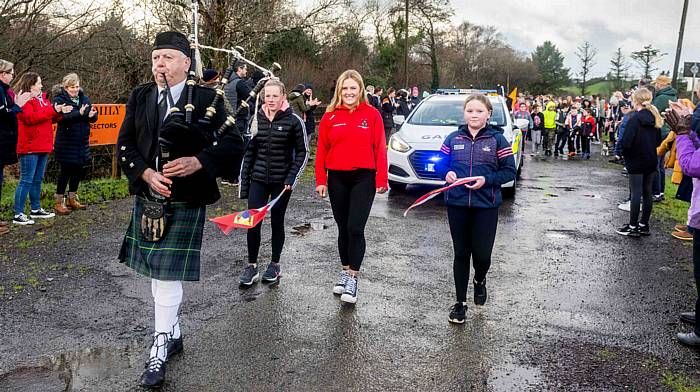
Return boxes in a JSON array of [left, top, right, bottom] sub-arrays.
[[12, 72, 68, 225], [315, 69, 388, 304]]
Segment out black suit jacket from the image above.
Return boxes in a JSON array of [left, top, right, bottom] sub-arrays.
[[117, 81, 244, 205]]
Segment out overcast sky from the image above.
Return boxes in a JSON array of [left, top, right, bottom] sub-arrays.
[[449, 0, 700, 83]]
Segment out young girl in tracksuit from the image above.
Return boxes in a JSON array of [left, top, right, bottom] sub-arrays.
[[439, 94, 516, 324]]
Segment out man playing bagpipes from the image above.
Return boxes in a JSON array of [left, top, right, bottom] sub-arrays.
[[116, 31, 244, 388]]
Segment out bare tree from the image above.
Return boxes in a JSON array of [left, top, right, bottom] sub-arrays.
[[609, 47, 629, 91], [409, 0, 453, 90], [576, 41, 597, 96], [631, 44, 667, 79]]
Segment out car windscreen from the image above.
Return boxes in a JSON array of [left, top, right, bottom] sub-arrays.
[[407, 98, 506, 127]]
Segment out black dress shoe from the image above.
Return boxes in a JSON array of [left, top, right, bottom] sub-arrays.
[[680, 312, 696, 325], [140, 357, 166, 388], [167, 337, 183, 359], [677, 332, 700, 346]]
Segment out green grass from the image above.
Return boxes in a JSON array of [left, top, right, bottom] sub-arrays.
[[1, 177, 129, 215], [562, 80, 616, 97], [654, 181, 689, 224], [662, 372, 700, 392]]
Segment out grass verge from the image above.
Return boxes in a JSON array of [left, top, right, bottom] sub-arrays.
[[1, 177, 129, 216]]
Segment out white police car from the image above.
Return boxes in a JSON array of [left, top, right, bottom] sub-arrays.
[[387, 89, 525, 197]]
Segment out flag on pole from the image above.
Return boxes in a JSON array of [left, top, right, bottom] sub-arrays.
[[508, 87, 518, 104], [403, 177, 477, 217], [210, 190, 288, 234]]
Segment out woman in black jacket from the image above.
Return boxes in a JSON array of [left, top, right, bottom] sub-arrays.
[[381, 87, 398, 142], [616, 88, 663, 237], [238, 80, 308, 285], [0, 60, 30, 234], [52, 73, 97, 214]]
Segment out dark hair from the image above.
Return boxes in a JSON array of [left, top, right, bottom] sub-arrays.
[[387, 87, 395, 95], [12, 72, 40, 94]]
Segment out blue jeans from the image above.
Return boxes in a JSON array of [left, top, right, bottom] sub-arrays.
[[14, 153, 49, 215]]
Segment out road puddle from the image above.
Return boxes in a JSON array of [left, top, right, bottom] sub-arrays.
[[291, 222, 327, 236], [0, 345, 140, 391], [489, 363, 542, 391], [545, 229, 578, 239]]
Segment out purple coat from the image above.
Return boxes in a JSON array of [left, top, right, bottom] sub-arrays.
[[676, 132, 700, 228]]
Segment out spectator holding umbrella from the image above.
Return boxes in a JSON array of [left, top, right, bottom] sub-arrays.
[[0, 60, 31, 233], [52, 73, 98, 215], [12, 72, 69, 225]]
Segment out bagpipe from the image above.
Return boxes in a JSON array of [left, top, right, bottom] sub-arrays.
[[158, 0, 282, 163]]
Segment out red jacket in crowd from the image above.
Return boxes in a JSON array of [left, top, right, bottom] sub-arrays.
[[581, 115, 597, 136], [16, 93, 61, 154], [315, 101, 388, 188]]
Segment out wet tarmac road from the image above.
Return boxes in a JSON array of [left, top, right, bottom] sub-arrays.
[[1, 148, 700, 391]]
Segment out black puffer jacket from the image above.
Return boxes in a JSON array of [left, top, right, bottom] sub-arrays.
[[621, 109, 662, 175], [0, 81, 19, 166], [240, 105, 308, 198], [53, 89, 98, 165]]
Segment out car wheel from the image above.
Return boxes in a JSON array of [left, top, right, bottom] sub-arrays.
[[502, 178, 516, 198], [388, 180, 407, 192]]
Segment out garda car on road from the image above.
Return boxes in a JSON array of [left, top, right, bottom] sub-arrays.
[[387, 89, 526, 198]]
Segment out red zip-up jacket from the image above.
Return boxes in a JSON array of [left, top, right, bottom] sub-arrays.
[[16, 94, 61, 154], [581, 115, 596, 136], [315, 102, 388, 188]]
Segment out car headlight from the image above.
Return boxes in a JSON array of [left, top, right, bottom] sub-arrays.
[[389, 134, 411, 153]]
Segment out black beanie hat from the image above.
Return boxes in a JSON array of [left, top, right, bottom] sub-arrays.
[[153, 31, 190, 58]]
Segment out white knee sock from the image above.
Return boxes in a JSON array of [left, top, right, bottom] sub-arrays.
[[150, 279, 183, 360]]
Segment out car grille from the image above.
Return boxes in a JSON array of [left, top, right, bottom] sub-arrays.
[[389, 165, 410, 178], [409, 150, 444, 180]]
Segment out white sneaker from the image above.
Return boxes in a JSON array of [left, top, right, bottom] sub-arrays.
[[617, 201, 642, 212], [617, 201, 631, 212], [30, 208, 55, 219], [12, 213, 35, 225]]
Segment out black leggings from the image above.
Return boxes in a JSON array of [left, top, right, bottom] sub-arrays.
[[448, 206, 499, 303], [328, 169, 376, 271], [555, 129, 568, 154], [581, 135, 591, 155], [246, 181, 292, 264], [56, 163, 84, 195], [629, 172, 654, 226]]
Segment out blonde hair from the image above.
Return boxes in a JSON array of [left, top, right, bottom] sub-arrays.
[[326, 70, 367, 112], [0, 59, 13, 73], [463, 94, 493, 112], [632, 88, 663, 128], [62, 73, 80, 87], [263, 79, 285, 96]]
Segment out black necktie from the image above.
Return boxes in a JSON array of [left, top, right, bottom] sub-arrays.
[[157, 90, 168, 129]]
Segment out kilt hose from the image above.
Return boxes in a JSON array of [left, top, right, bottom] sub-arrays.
[[119, 196, 206, 281]]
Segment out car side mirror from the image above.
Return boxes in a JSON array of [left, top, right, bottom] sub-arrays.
[[394, 115, 405, 126], [514, 118, 529, 130]]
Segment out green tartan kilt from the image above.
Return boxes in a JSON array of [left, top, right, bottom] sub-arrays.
[[119, 196, 206, 281]]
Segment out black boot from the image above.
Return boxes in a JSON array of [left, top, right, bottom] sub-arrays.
[[140, 332, 169, 388]]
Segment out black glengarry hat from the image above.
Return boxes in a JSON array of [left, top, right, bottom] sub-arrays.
[[153, 31, 190, 58]]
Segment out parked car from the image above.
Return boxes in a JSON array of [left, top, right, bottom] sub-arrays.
[[387, 89, 525, 198]]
